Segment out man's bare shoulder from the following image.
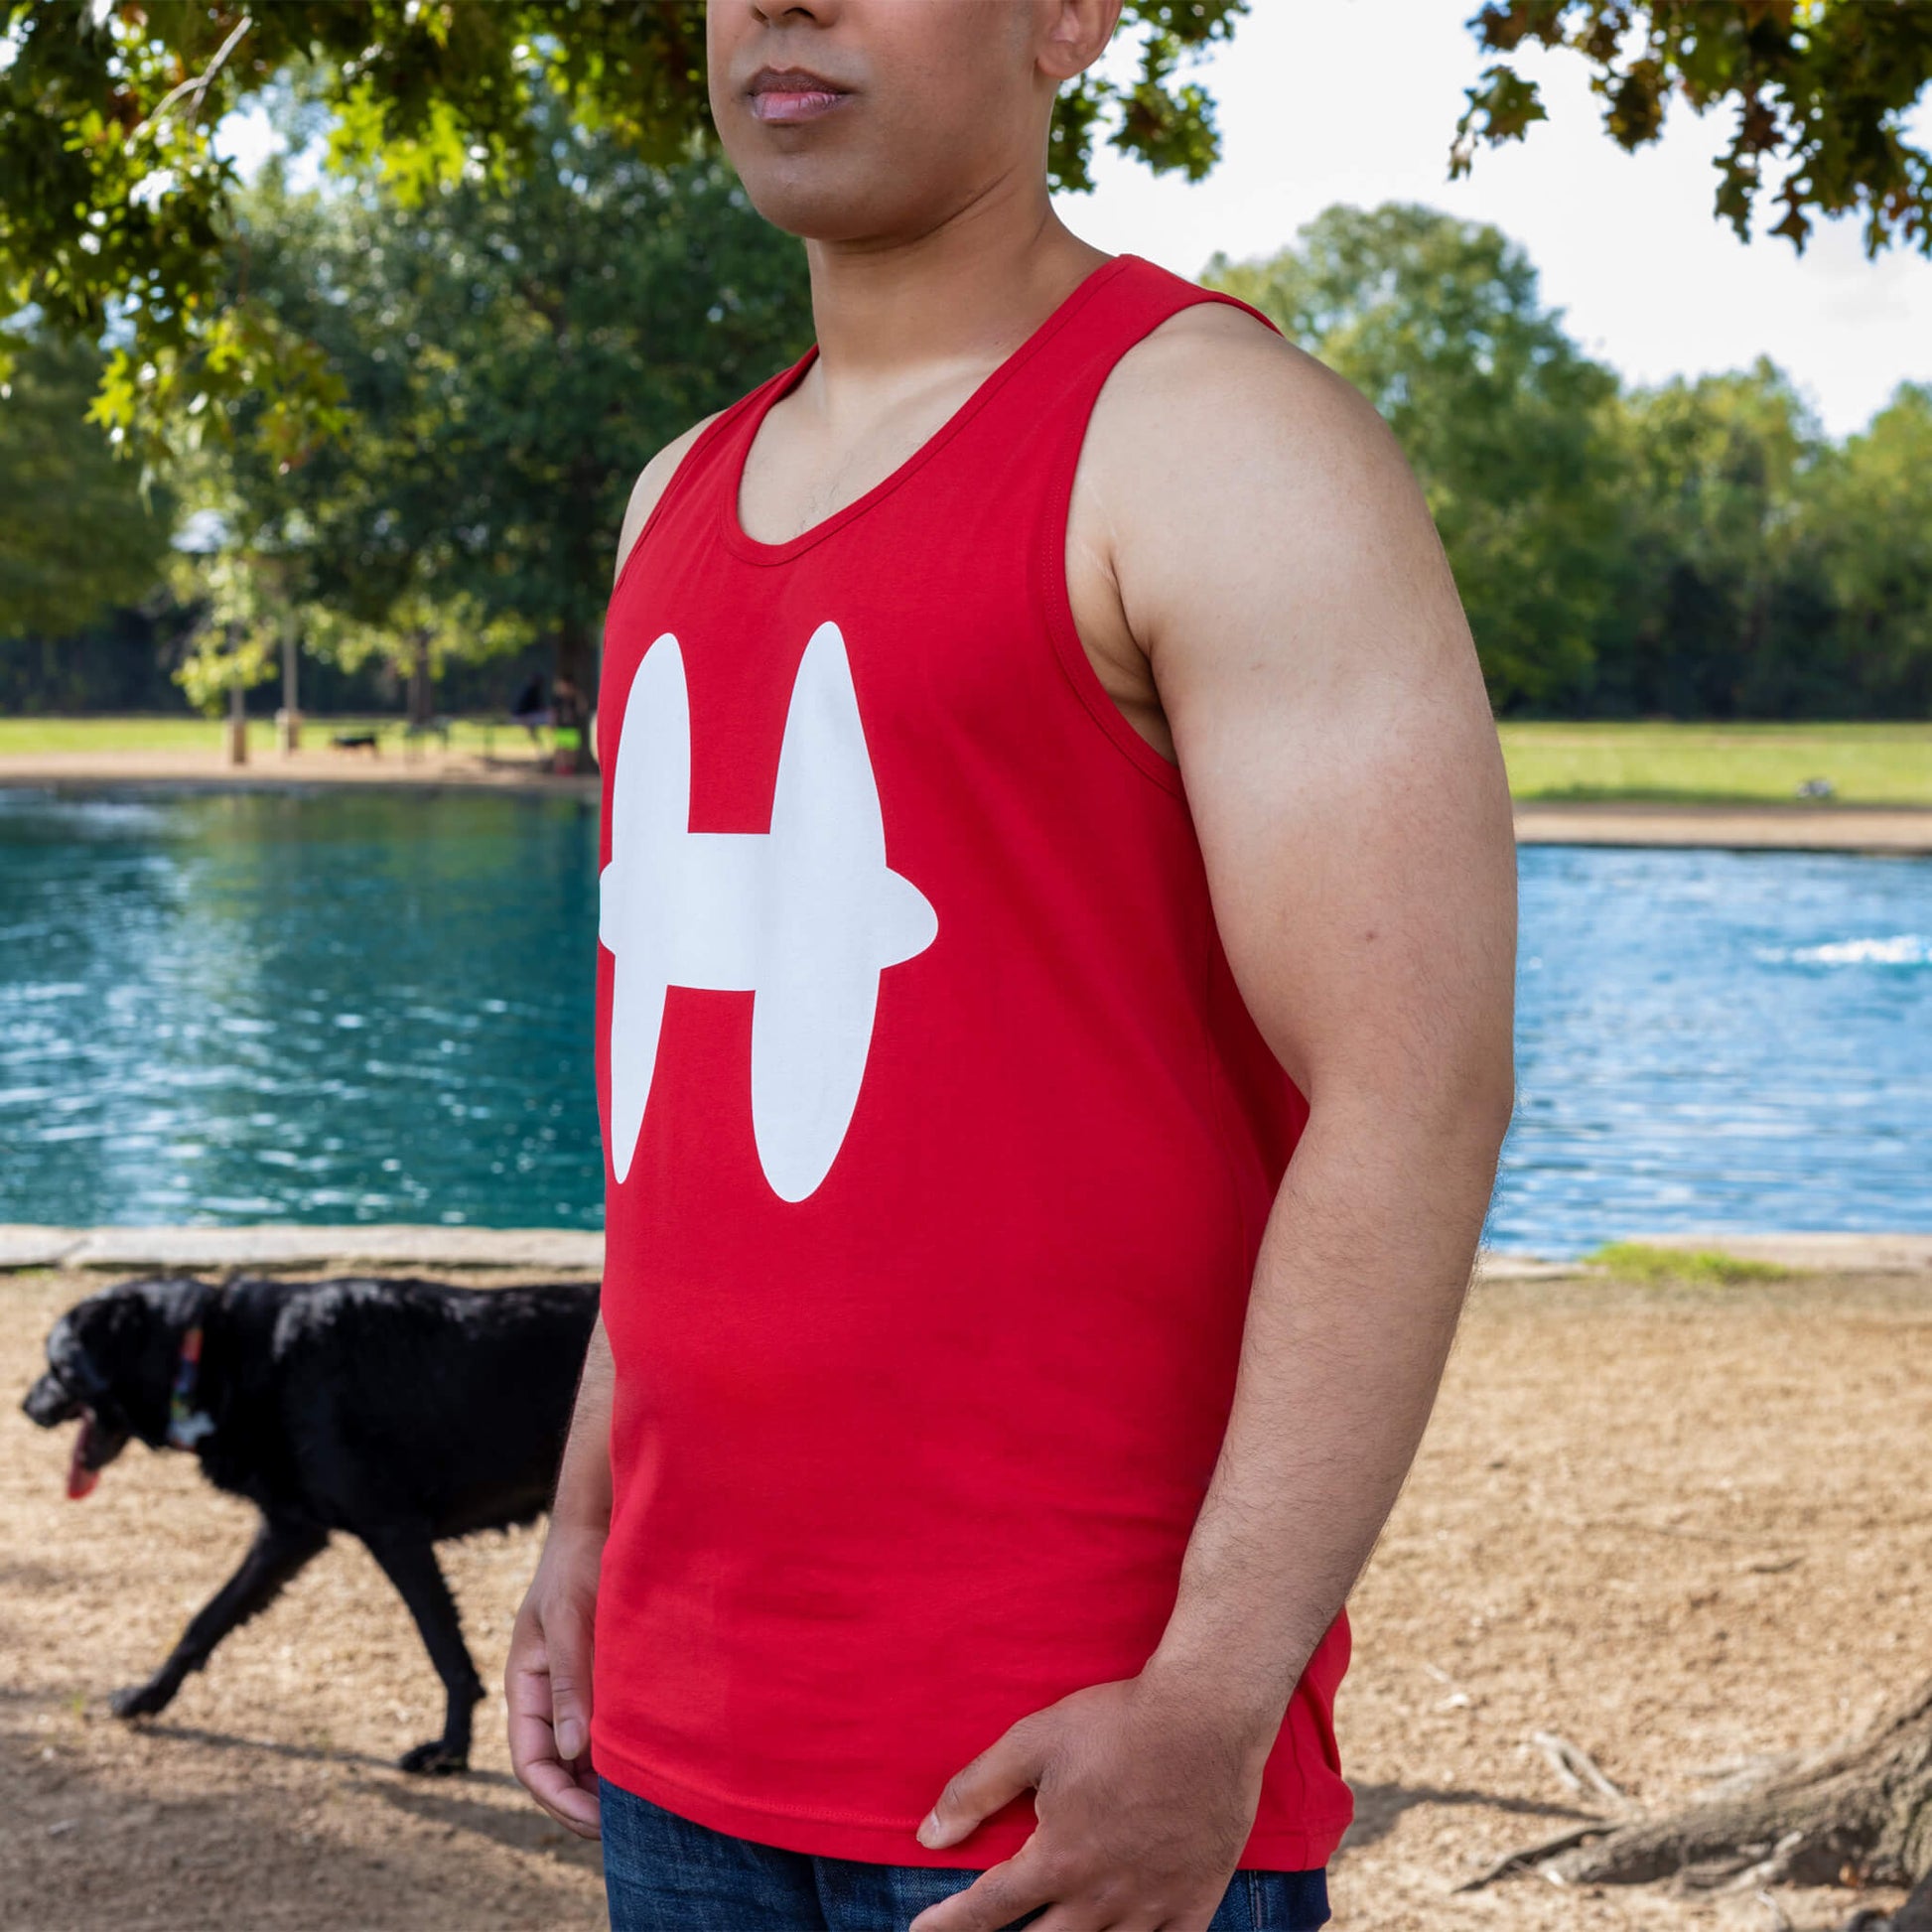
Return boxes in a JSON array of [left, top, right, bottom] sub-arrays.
[[612, 410, 729, 591], [1082, 296, 1460, 680], [1088, 299, 1415, 538], [1102, 299, 1349, 407]]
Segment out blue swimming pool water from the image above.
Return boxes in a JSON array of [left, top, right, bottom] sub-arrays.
[[1496, 841, 1930, 1254], [0, 786, 602, 1230], [1, 785, 1927, 1256]]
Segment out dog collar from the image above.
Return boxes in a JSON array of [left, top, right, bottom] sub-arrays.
[[166, 1304, 217, 1449]]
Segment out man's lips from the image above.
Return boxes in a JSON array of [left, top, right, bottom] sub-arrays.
[[747, 69, 851, 127]]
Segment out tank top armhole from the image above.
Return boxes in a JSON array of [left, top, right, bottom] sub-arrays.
[[609, 362, 807, 615], [1034, 286, 1284, 803]]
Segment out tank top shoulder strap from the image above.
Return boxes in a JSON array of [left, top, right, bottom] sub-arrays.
[[973, 252, 1281, 436], [620, 349, 813, 577], [938, 256, 1283, 788], [961, 252, 1282, 527], [1052, 252, 1280, 379]]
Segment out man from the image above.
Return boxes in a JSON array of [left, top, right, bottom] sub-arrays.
[[508, 4, 1517, 1929], [550, 671, 590, 775], [510, 672, 551, 748]]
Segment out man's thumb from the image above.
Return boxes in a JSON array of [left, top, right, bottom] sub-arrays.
[[916, 1719, 1044, 1850]]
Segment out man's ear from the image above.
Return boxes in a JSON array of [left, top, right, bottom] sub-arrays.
[[1037, 0, 1124, 85]]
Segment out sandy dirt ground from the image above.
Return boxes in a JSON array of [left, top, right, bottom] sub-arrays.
[[4, 1263, 1929, 1932], [1508, 801, 1932, 855], [0, 747, 598, 798]]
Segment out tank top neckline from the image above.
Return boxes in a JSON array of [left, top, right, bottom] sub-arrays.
[[721, 251, 1141, 568]]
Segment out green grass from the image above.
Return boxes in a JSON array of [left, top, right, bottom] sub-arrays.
[[0, 714, 237, 755], [1587, 1241, 1792, 1286], [0, 714, 540, 758], [3, 717, 1929, 806], [1500, 721, 1932, 807]]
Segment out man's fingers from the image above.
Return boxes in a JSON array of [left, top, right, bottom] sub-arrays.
[[506, 1628, 602, 1839], [504, 1657, 558, 1789], [507, 1695, 603, 1838], [521, 1749, 604, 1838], [916, 1718, 1049, 1851], [904, 1850, 1056, 1932], [545, 1617, 595, 1766]]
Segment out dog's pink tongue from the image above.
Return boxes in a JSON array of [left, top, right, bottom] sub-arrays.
[[67, 1420, 99, 1500]]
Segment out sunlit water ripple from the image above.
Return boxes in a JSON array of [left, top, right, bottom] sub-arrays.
[[1, 787, 1926, 1256], [1497, 844, 1930, 1255]]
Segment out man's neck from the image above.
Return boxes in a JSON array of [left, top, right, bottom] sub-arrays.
[[799, 189, 1111, 393]]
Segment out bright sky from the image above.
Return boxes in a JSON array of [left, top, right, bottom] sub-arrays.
[[1052, 1, 1932, 439]]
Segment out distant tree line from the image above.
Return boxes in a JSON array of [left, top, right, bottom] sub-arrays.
[[3, 179, 1927, 725], [6, 0, 1930, 731], [0, 323, 546, 714], [0, 599, 553, 718], [0, 114, 815, 756], [1208, 203, 1932, 718]]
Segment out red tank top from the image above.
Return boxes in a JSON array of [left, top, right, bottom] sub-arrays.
[[591, 253, 1352, 1871]]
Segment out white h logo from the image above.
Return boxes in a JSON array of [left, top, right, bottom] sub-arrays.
[[600, 621, 938, 1201]]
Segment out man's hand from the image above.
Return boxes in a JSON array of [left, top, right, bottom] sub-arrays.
[[905, 1669, 1271, 1932], [506, 1520, 605, 1840]]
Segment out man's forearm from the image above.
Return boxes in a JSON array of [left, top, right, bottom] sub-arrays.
[[1146, 1091, 1506, 1745], [552, 1314, 616, 1536], [509, 1311, 612, 1837]]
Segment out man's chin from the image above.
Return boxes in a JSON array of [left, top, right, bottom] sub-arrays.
[[730, 169, 909, 247]]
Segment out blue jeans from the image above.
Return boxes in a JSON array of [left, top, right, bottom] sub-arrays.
[[600, 1778, 1331, 1931]]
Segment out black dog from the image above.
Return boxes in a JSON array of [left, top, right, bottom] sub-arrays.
[[22, 1272, 598, 1773]]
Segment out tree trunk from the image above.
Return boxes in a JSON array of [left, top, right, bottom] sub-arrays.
[[407, 628, 434, 728], [1517, 1673, 1932, 1902], [277, 622, 301, 754], [1888, 1870, 1932, 1931], [225, 678, 248, 767], [552, 619, 596, 774]]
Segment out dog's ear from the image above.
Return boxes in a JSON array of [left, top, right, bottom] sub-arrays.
[[50, 1278, 205, 1447], [46, 1305, 113, 1401]]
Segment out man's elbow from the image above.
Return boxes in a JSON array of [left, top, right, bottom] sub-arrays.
[[1407, 1036, 1515, 1177], [1463, 1035, 1517, 1157], [1306, 1036, 1514, 1167], [1465, 1069, 1516, 1184]]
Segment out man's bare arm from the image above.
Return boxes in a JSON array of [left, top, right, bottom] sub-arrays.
[[552, 1317, 617, 1540], [1129, 312, 1517, 1733], [911, 310, 1516, 1931], [505, 1318, 614, 1838]]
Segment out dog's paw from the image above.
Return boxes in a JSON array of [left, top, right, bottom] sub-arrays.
[[398, 1739, 470, 1776], [109, 1682, 172, 1721]]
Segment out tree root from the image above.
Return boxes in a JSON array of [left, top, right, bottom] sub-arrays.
[[1460, 1674, 1932, 1908], [1452, 1822, 1615, 1893], [1532, 1730, 1631, 1809], [1843, 1867, 1932, 1932]]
